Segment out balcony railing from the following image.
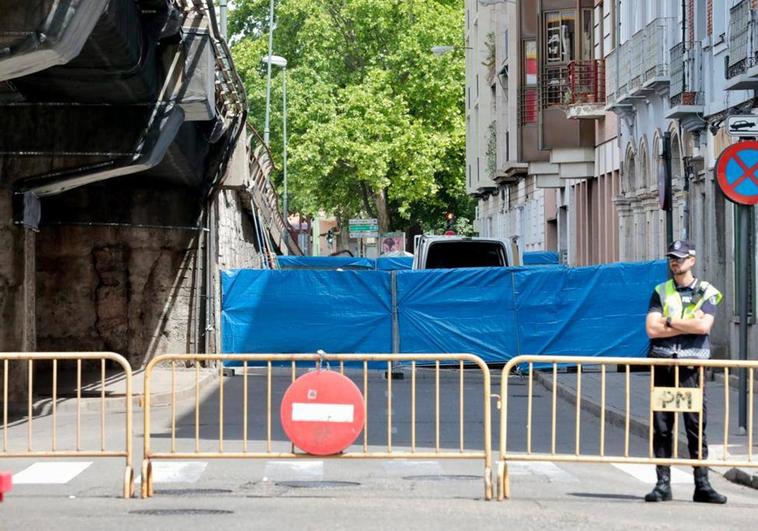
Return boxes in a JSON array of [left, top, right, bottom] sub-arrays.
[[567, 59, 605, 105], [541, 64, 568, 109], [728, 0, 754, 78], [519, 86, 538, 125], [643, 18, 670, 84], [605, 17, 673, 106], [669, 41, 703, 106]]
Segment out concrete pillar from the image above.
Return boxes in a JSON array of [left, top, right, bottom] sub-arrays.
[[0, 189, 35, 402]]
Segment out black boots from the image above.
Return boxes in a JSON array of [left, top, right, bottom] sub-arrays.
[[644, 466, 673, 502], [693, 467, 727, 504]]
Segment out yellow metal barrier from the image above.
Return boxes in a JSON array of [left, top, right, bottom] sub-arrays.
[[0, 352, 134, 498], [142, 353, 493, 500], [498, 355, 758, 500]]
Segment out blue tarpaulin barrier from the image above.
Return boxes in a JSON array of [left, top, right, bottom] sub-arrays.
[[523, 251, 560, 265], [221, 260, 668, 364], [376, 256, 413, 271], [277, 256, 375, 270]]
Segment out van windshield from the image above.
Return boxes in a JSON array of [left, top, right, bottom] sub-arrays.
[[425, 241, 506, 268]]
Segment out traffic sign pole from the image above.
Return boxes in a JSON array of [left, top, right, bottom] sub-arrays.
[[738, 203, 749, 432], [715, 139, 758, 431]]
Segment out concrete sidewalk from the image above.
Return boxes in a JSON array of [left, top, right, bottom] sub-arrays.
[[535, 367, 758, 490], [19, 365, 219, 416]]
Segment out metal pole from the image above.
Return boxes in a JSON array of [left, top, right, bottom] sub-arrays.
[[738, 204, 749, 431], [283, 67, 288, 228], [282, 66, 289, 254], [663, 132, 673, 245], [219, 0, 228, 39], [682, 159, 690, 240], [263, 0, 275, 145]]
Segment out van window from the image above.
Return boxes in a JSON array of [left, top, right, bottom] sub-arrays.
[[425, 241, 507, 269]]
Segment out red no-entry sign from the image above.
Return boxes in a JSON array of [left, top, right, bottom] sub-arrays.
[[280, 370, 365, 456], [716, 140, 758, 205]]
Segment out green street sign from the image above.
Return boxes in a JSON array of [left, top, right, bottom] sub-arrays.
[[349, 218, 379, 238]]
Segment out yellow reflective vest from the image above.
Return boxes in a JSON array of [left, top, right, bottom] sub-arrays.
[[654, 279, 723, 320]]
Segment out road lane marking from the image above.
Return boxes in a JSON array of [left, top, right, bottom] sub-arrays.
[[507, 461, 579, 482], [135, 461, 207, 484], [263, 460, 324, 480], [382, 460, 444, 475], [612, 463, 691, 484], [13, 462, 92, 484]]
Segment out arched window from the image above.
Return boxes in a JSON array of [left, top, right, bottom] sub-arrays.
[[623, 144, 636, 194]]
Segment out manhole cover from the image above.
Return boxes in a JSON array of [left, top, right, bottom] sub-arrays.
[[402, 474, 480, 481], [153, 488, 233, 496], [130, 509, 233, 516], [275, 480, 360, 489]]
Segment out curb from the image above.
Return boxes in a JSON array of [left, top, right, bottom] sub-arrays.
[[533, 370, 757, 490]]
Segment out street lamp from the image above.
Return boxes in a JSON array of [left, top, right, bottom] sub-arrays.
[[263, 0, 276, 145], [261, 54, 289, 251]]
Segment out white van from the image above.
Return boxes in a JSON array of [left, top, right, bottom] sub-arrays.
[[412, 235, 520, 269]]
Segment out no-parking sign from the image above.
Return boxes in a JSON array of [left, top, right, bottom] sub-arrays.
[[716, 140, 758, 205]]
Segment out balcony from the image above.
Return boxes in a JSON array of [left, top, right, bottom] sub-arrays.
[[541, 64, 568, 110], [725, 0, 758, 90], [665, 41, 705, 130], [519, 86, 538, 125], [606, 17, 673, 108], [565, 59, 605, 119]]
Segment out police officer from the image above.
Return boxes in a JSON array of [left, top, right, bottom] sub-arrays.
[[644, 239, 727, 504]]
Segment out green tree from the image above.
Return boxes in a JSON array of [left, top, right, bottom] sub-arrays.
[[230, 0, 473, 234]]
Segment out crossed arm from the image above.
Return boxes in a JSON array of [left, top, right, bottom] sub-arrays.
[[646, 310, 715, 338]]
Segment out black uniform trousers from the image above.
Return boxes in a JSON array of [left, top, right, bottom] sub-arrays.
[[652, 364, 708, 462]]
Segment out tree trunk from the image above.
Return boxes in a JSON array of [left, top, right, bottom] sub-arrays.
[[368, 185, 391, 233]]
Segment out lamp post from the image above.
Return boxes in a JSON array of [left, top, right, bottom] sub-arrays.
[[263, 0, 276, 145], [261, 54, 289, 251]]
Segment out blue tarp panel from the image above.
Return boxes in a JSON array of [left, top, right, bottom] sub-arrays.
[[221, 261, 668, 365], [376, 256, 413, 271], [277, 256, 375, 270], [395, 268, 519, 361], [221, 269, 392, 355], [523, 251, 560, 265], [514, 261, 668, 359]]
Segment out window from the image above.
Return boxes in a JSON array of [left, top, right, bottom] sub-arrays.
[[521, 40, 538, 124], [504, 30, 509, 61], [734, 207, 756, 322], [545, 10, 576, 63], [603, 0, 614, 55], [581, 8, 594, 60]]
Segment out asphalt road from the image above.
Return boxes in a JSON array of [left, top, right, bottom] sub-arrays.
[[2, 367, 756, 530]]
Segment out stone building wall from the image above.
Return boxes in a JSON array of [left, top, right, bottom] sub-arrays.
[[35, 224, 202, 368]]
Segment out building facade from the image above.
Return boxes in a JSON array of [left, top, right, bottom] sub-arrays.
[[466, 0, 619, 264], [466, 0, 757, 359]]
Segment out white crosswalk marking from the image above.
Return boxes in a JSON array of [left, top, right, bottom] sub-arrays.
[[13, 462, 92, 484], [135, 461, 207, 484], [381, 460, 444, 475], [507, 461, 579, 482], [612, 463, 692, 484], [263, 460, 323, 480]]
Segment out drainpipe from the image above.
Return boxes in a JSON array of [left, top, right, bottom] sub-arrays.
[[681, 0, 687, 96]]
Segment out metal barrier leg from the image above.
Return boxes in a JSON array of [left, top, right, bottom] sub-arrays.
[[498, 461, 510, 500], [485, 465, 492, 501], [123, 465, 134, 499], [141, 460, 150, 498], [147, 460, 154, 497]]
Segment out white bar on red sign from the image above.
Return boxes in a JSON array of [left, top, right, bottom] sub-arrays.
[[292, 403, 355, 422]]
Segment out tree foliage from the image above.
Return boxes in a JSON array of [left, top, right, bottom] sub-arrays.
[[230, 0, 473, 233]]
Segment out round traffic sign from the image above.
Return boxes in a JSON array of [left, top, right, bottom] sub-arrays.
[[280, 370, 365, 456], [716, 140, 758, 205]]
